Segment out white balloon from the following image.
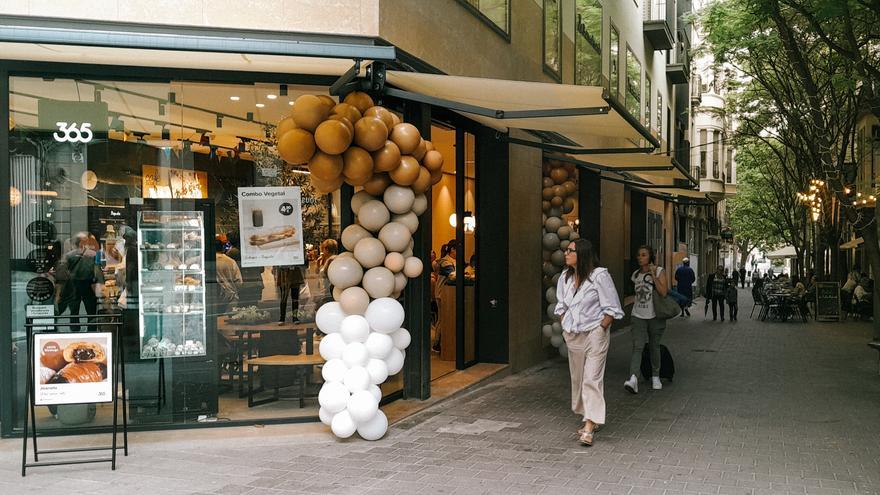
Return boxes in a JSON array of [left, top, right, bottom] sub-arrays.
[[403, 257, 423, 278], [327, 256, 364, 290], [341, 224, 372, 252], [362, 266, 395, 299], [315, 302, 347, 334], [357, 200, 390, 232], [318, 381, 349, 413], [365, 332, 394, 359], [357, 410, 388, 441], [365, 358, 389, 385], [319, 333, 346, 360], [390, 328, 411, 350], [392, 211, 419, 234], [342, 342, 370, 368], [331, 409, 357, 438], [378, 222, 412, 253], [367, 384, 382, 402], [353, 237, 386, 269], [365, 297, 405, 334], [347, 390, 380, 423], [340, 315, 371, 343], [318, 406, 335, 426], [351, 190, 375, 215], [411, 194, 428, 216], [393, 272, 407, 293], [339, 286, 370, 315], [343, 366, 371, 392], [385, 348, 405, 375], [383, 252, 405, 273], [541, 324, 553, 338], [550, 334, 563, 348], [383, 184, 416, 214], [321, 358, 348, 383]]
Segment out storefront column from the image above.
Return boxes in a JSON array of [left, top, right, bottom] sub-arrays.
[[0, 67, 11, 436], [628, 189, 647, 288], [402, 100, 431, 400], [578, 168, 601, 257]]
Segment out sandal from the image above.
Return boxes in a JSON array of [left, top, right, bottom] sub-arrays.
[[579, 429, 593, 446], [577, 423, 600, 435]]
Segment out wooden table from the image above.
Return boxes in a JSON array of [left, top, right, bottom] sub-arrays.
[[246, 354, 325, 407], [217, 317, 317, 397]]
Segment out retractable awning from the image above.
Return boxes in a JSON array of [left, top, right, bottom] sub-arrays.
[[576, 152, 695, 184], [383, 70, 658, 149], [645, 188, 711, 200], [766, 246, 797, 259]]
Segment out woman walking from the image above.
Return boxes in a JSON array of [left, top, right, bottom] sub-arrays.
[[624, 245, 668, 394], [555, 239, 624, 446]]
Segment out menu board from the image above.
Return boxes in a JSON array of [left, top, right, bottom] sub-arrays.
[[34, 333, 113, 405], [237, 187, 304, 268], [815, 282, 841, 322]]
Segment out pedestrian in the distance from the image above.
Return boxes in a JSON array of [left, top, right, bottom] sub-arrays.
[[674, 258, 695, 317], [554, 239, 624, 447], [725, 281, 738, 321], [709, 266, 727, 321], [625, 245, 668, 395], [739, 266, 747, 288]]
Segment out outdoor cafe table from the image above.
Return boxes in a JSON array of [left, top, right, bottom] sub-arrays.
[[764, 289, 801, 322]]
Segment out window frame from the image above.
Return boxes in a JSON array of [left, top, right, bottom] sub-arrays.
[[543, 0, 563, 81], [624, 44, 642, 123], [610, 22, 621, 101], [574, 0, 604, 87], [645, 74, 652, 132], [456, 0, 512, 41]]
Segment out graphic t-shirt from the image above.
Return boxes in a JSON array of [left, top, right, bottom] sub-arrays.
[[631, 266, 663, 320]]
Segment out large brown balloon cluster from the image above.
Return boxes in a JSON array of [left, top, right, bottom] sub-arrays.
[[540, 160, 579, 358], [276, 92, 444, 195]]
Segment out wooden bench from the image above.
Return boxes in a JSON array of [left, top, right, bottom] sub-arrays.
[[246, 354, 324, 408]]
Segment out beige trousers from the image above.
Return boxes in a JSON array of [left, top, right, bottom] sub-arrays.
[[563, 327, 610, 425]]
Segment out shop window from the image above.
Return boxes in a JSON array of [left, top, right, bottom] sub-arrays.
[[656, 92, 663, 146], [459, 0, 510, 36], [610, 24, 620, 100], [575, 0, 603, 87], [625, 46, 642, 122], [6, 75, 356, 433], [543, 0, 562, 79], [648, 210, 664, 264]]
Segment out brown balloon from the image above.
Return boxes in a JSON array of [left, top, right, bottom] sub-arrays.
[[317, 95, 336, 108], [331, 103, 362, 127], [422, 150, 444, 172], [308, 151, 343, 182], [542, 177, 554, 189], [542, 200, 551, 212], [327, 114, 354, 136], [562, 180, 577, 196], [552, 185, 565, 198], [542, 187, 554, 201], [390, 123, 421, 155], [343, 91, 375, 114], [310, 173, 344, 195], [314, 119, 353, 155], [551, 196, 563, 207], [429, 166, 443, 185], [372, 140, 402, 172], [424, 140, 434, 152], [277, 128, 316, 165], [342, 146, 374, 185], [363, 172, 392, 196], [412, 139, 428, 161], [390, 155, 421, 185], [550, 167, 568, 184], [354, 117, 389, 152], [563, 163, 576, 175], [390, 113, 402, 128], [563, 197, 576, 213], [276, 116, 297, 140], [364, 106, 395, 132], [292, 95, 329, 132], [411, 166, 432, 194]]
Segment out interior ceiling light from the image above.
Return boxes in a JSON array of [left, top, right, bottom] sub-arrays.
[[229, 96, 240, 101], [255, 103, 265, 108], [288, 101, 294, 106], [266, 94, 277, 100]]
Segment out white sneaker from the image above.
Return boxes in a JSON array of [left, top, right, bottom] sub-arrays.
[[624, 374, 638, 394], [652, 377, 662, 390]]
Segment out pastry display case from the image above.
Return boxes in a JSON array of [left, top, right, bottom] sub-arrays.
[[137, 211, 207, 359]]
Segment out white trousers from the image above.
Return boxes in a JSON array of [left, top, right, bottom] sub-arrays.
[[563, 327, 610, 425]]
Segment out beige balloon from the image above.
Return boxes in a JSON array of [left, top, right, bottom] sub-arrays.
[[392, 211, 419, 234], [411, 194, 428, 216], [357, 200, 390, 233], [384, 252, 405, 273], [351, 190, 375, 215], [383, 184, 415, 214], [333, 286, 344, 301], [327, 256, 364, 290], [403, 256, 424, 278], [341, 224, 372, 251], [353, 237, 386, 269], [362, 267, 395, 299], [339, 286, 370, 315], [378, 222, 412, 253], [394, 272, 408, 293]]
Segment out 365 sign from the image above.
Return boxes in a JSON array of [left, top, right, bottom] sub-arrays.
[[53, 122, 94, 144]]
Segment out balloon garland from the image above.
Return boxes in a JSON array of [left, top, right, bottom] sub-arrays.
[[276, 91, 443, 440], [540, 159, 579, 358]]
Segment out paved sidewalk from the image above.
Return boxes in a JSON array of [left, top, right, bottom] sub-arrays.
[[2, 289, 879, 494]]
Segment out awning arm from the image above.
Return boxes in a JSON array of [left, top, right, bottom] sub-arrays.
[[545, 153, 672, 172], [507, 136, 654, 155], [329, 59, 363, 96], [604, 94, 660, 148], [382, 87, 610, 119]]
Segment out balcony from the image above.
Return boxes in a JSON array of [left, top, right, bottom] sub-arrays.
[[667, 28, 691, 85], [643, 0, 674, 51], [667, 64, 689, 85]]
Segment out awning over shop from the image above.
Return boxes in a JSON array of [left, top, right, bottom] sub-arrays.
[[840, 237, 864, 250], [766, 246, 797, 259], [384, 70, 658, 149], [580, 152, 694, 184], [645, 188, 711, 200]]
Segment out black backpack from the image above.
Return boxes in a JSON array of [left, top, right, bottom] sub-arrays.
[[640, 343, 675, 381]]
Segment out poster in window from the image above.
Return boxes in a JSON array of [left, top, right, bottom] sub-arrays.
[[237, 187, 304, 268], [142, 165, 208, 199], [34, 333, 113, 405]]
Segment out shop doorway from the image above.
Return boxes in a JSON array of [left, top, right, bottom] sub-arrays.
[[429, 126, 477, 380]]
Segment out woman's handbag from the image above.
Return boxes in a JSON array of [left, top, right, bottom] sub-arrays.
[[653, 288, 681, 320]]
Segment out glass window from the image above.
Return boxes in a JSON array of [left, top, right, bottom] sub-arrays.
[[713, 133, 721, 179], [575, 0, 603, 87], [544, 0, 562, 78], [625, 47, 642, 121], [645, 75, 652, 131], [461, 0, 510, 34], [6, 75, 355, 433], [657, 92, 663, 146], [610, 25, 620, 99]]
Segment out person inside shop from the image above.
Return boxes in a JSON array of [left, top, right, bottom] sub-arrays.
[[625, 245, 668, 395], [853, 276, 873, 319], [464, 253, 477, 280], [674, 257, 695, 317], [436, 240, 457, 278], [57, 231, 104, 331], [555, 239, 623, 446], [317, 238, 338, 305], [226, 231, 264, 307], [215, 238, 242, 314], [275, 262, 305, 324]]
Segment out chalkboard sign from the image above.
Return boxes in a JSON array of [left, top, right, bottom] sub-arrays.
[[815, 282, 841, 321]]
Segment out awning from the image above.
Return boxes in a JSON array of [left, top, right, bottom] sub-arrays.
[[580, 153, 694, 184], [646, 188, 711, 200], [766, 246, 797, 259], [840, 237, 864, 250], [384, 70, 657, 149]]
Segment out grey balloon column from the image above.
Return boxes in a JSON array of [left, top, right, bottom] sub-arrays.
[[541, 160, 579, 357], [276, 92, 442, 441]]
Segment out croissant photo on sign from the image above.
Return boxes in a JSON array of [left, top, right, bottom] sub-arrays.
[[39, 338, 108, 385]]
